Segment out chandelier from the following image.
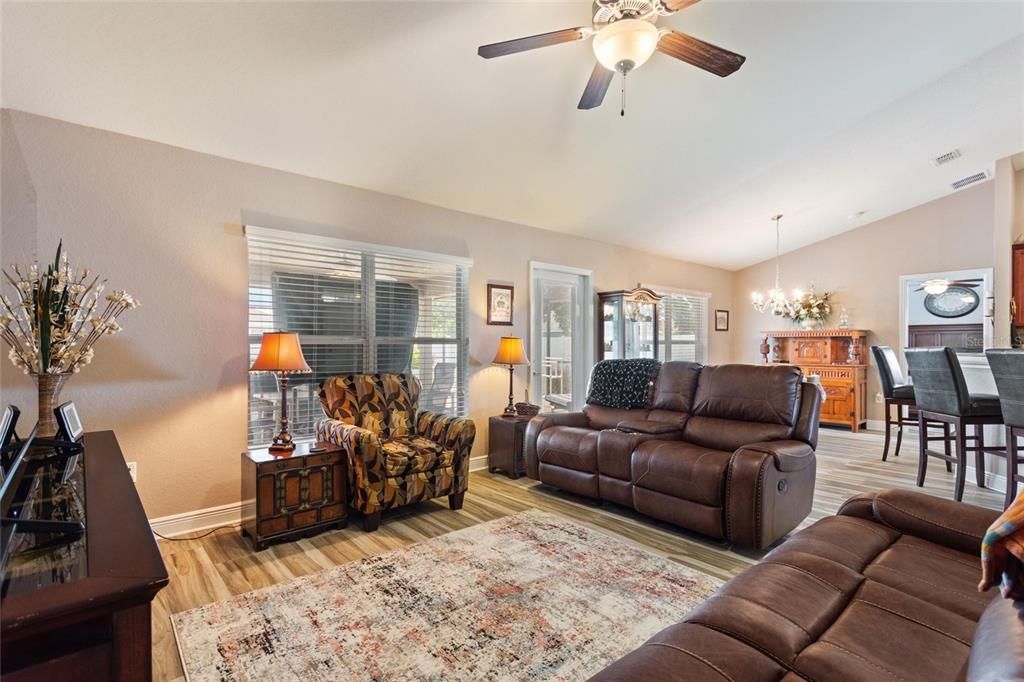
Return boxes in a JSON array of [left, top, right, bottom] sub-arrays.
[[751, 214, 794, 315]]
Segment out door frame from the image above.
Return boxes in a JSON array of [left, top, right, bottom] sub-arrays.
[[528, 261, 594, 411]]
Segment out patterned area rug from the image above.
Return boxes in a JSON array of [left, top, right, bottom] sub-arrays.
[[172, 510, 722, 681]]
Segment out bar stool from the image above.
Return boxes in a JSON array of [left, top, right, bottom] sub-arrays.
[[984, 349, 1024, 508], [904, 347, 1005, 502], [871, 345, 951, 463]]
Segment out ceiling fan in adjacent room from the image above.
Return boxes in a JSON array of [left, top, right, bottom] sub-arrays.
[[477, 0, 746, 114]]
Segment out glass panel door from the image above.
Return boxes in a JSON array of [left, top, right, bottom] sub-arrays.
[[530, 265, 592, 412]]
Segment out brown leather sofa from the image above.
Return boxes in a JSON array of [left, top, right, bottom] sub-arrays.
[[525, 362, 820, 549], [592, 489, 1024, 682]]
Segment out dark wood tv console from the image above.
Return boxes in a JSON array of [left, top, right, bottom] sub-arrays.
[[1, 430, 168, 681]]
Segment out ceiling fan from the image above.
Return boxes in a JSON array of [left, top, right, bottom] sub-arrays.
[[913, 278, 983, 295], [477, 0, 746, 114]]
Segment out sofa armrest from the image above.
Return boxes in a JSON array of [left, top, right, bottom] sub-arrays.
[[839, 489, 1001, 556], [725, 440, 817, 549], [524, 412, 589, 480], [316, 417, 385, 513], [416, 411, 477, 492], [734, 440, 815, 473]]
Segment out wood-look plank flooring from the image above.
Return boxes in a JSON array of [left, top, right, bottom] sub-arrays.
[[153, 428, 1004, 681]]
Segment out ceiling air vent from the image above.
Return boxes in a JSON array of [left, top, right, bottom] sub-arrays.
[[933, 149, 962, 166], [951, 171, 989, 191]]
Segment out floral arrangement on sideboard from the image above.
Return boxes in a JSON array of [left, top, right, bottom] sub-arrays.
[[778, 287, 833, 329], [0, 242, 139, 434]]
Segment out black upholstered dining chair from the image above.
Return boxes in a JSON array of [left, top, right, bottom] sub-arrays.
[[904, 347, 1005, 502], [871, 345, 952, 462], [984, 349, 1024, 508]]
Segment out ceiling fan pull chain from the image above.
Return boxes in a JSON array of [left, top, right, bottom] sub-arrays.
[[620, 70, 627, 117]]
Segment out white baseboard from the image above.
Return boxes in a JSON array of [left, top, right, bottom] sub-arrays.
[[149, 501, 242, 538], [153, 457, 492, 538]]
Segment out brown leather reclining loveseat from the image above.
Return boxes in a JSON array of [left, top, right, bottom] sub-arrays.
[[592, 489, 1024, 682], [524, 361, 820, 549]]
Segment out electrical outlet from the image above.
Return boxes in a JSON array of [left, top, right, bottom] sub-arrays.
[[875, 392, 884, 404], [127, 461, 138, 483]]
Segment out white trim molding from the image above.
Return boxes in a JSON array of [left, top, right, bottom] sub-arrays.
[[153, 457, 492, 537], [245, 224, 474, 266], [149, 501, 242, 538]]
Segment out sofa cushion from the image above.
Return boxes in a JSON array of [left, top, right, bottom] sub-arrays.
[[381, 436, 451, 476], [685, 415, 795, 452], [615, 419, 681, 435], [650, 361, 702, 413], [536, 426, 599, 473], [380, 373, 420, 438], [793, 580, 975, 682], [863, 534, 994, 621], [631, 441, 731, 507], [353, 373, 389, 436], [597, 428, 678, 480], [585, 358, 660, 409], [318, 375, 360, 424], [582, 404, 646, 430], [691, 364, 803, 426], [593, 622, 786, 682]]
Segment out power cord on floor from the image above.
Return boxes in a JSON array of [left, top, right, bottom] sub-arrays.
[[151, 524, 237, 541]]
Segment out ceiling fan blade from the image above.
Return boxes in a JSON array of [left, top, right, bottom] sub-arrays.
[[656, 30, 746, 77], [578, 62, 615, 110], [663, 0, 702, 10], [478, 27, 588, 59]]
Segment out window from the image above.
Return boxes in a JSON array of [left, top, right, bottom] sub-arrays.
[[246, 226, 469, 446], [656, 291, 709, 364]]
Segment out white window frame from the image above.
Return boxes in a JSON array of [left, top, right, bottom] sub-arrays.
[[644, 283, 711, 364], [245, 225, 471, 446]]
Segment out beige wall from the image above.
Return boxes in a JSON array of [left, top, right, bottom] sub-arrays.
[[0, 110, 734, 518], [732, 181, 997, 422]]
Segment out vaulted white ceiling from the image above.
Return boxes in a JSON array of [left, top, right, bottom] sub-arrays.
[[3, 1, 1023, 269]]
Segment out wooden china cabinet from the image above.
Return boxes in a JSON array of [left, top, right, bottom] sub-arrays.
[[759, 329, 869, 432]]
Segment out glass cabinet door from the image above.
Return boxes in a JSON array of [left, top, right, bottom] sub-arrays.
[[602, 297, 622, 360], [624, 301, 656, 359]]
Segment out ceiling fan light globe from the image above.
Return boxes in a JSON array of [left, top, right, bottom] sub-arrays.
[[923, 279, 950, 295], [593, 19, 659, 72]]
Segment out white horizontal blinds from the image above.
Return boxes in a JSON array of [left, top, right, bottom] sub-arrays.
[[657, 293, 709, 364], [246, 228, 469, 447], [372, 252, 468, 417]]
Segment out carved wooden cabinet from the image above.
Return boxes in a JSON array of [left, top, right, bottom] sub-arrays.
[[759, 329, 869, 432], [241, 441, 347, 550]]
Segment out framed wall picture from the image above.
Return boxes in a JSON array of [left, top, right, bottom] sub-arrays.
[[55, 401, 85, 442], [715, 309, 730, 332], [487, 284, 514, 326]]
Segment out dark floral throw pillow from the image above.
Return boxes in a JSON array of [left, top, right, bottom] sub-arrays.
[[585, 359, 661, 409]]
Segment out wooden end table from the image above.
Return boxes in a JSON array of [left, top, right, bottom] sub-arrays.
[[488, 415, 533, 479], [241, 441, 348, 551]]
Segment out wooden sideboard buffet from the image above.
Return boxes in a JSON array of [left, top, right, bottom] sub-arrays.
[[760, 329, 869, 432]]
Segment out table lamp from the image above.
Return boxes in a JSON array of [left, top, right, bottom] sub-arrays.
[[249, 331, 312, 453], [492, 336, 529, 417]]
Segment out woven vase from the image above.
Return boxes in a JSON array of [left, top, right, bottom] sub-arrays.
[[32, 373, 71, 437]]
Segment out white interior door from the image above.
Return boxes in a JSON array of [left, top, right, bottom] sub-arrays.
[[530, 263, 593, 412]]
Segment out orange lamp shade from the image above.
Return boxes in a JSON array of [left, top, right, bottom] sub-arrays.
[[249, 332, 312, 373], [492, 336, 529, 366]]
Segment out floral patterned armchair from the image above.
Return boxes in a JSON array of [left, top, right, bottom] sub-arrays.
[[316, 372, 475, 531]]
